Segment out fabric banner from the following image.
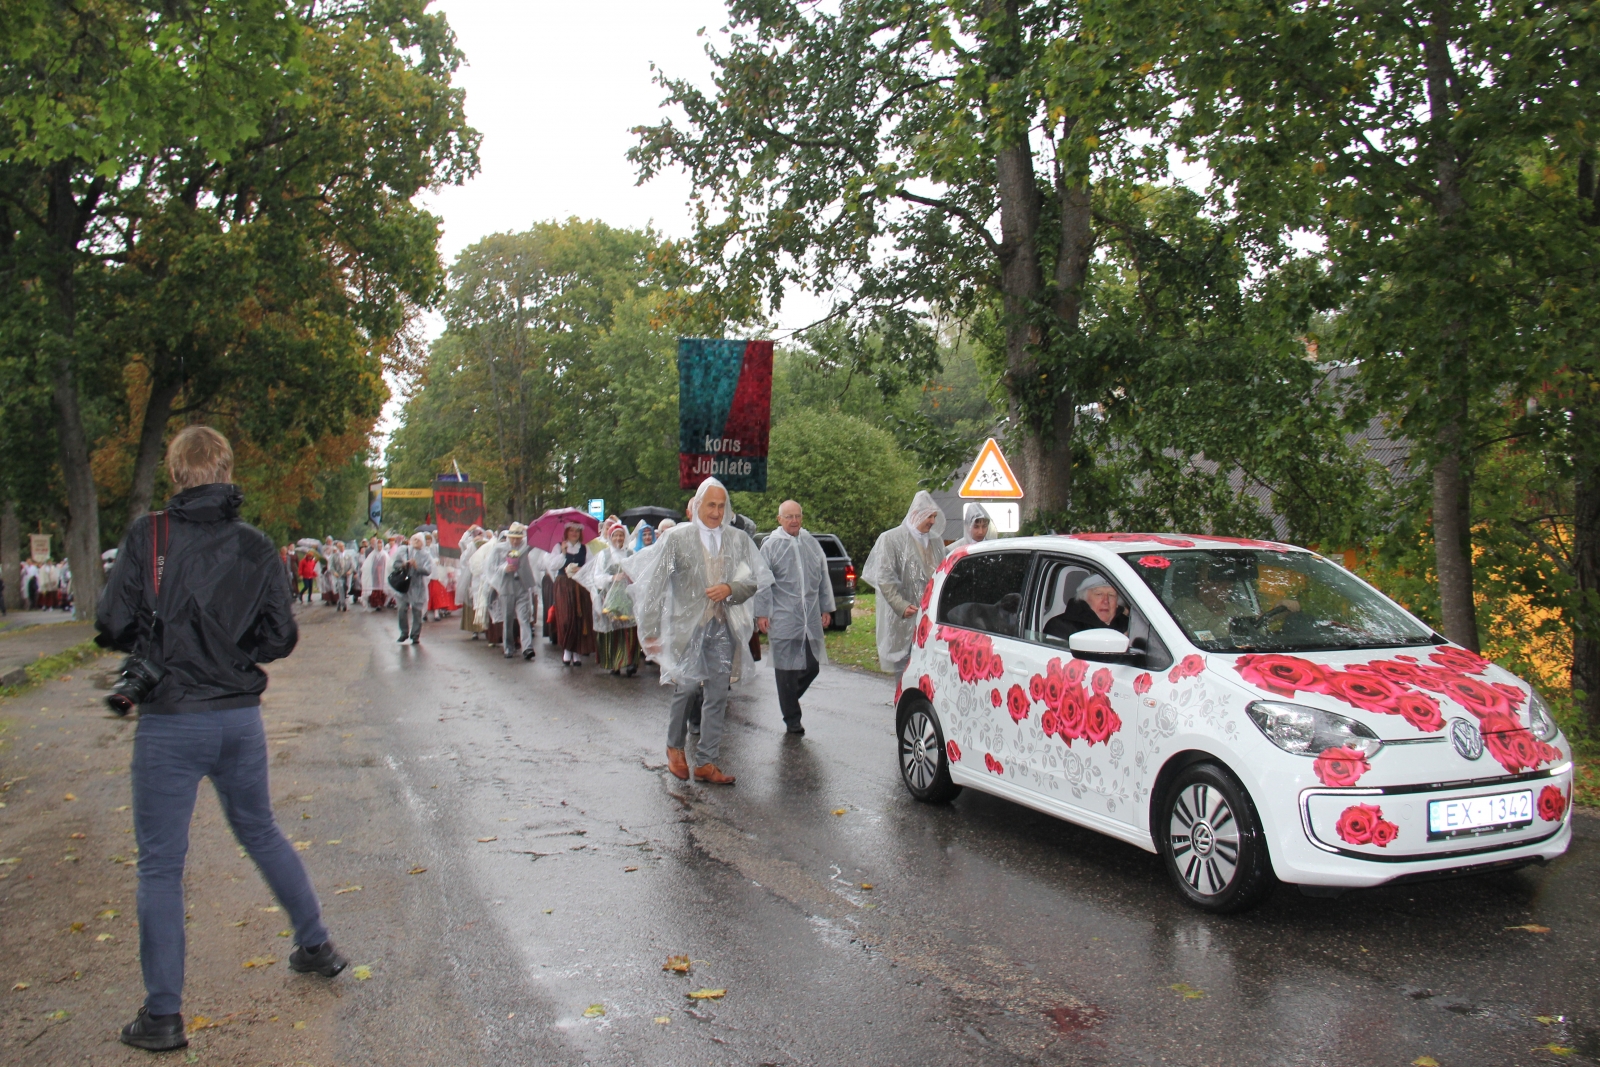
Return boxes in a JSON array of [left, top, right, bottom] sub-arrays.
[[432, 481, 484, 558], [29, 533, 50, 563], [368, 480, 383, 529], [678, 338, 772, 492]]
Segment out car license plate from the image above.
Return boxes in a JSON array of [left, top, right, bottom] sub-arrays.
[[1428, 790, 1533, 839]]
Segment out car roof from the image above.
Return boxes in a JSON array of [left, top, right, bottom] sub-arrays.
[[959, 532, 1308, 560]]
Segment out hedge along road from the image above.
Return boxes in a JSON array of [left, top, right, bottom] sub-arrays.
[[1, 603, 1595, 1065]]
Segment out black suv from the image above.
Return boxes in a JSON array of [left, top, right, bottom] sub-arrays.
[[753, 531, 856, 631]]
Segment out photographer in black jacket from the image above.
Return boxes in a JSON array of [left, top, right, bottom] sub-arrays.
[[97, 427, 347, 1052]]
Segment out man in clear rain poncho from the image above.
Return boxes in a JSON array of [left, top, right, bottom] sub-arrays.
[[861, 490, 948, 675], [490, 523, 546, 660], [627, 477, 773, 785], [750, 500, 835, 736], [389, 533, 434, 644], [948, 502, 992, 550]]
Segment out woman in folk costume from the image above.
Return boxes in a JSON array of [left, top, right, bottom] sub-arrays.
[[626, 477, 774, 784], [577, 519, 642, 676], [476, 531, 509, 646], [362, 537, 389, 609], [456, 526, 488, 636], [547, 522, 596, 666], [947, 502, 993, 550], [861, 490, 948, 675]]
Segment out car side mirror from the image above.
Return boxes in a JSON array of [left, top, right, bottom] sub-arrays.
[[1068, 628, 1132, 657]]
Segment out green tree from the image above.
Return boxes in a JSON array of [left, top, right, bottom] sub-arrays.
[[732, 409, 919, 562]]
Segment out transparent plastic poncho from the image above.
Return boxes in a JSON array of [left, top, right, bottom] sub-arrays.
[[750, 529, 834, 670], [576, 542, 635, 633], [861, 491, 948, 672], [624, 520, 773, 686]]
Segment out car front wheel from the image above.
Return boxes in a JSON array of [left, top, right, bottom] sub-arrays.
[[898, 702, 961, 804], [1159, 762, 1274, 913]]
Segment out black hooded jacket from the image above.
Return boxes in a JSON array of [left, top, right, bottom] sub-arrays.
[[96, 483, 298, 713]]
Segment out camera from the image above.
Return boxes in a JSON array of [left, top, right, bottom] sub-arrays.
[[105, 655, 166, 716]]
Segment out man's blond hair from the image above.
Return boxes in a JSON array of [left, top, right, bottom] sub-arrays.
[[166, 426, 234, 490]]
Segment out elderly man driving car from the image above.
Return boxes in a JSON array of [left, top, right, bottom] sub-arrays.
[[1044, 574, 1130, 641]]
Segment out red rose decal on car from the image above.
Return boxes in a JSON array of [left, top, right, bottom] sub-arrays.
[[1335, 803, 1398, 847], [1348, 659, 1432, 688], [1491, 682, 1528, 710], [1056, 686, 1088, 739], [1234, 653, 1330, 696], [1481, 714, 1547, 774], [1070, 532, 1197, 548], [1063, 658, 1088, 687], [990, 688, 1002, 707], [946, 740, 961, 763], [1133, 672, 1152, 695], [1006, 684, 1030, 724], [920, 578, 935, 612], [1091, 668, 1113, 695], [1538, 785, 1568, 823], [1082, 694, 1122, 744], [1313, 746, 1371, 787], [1324, 671, 1406, 714], [935, 546, 970, 576], [1428, 646, 1490, 675], [1136, 555, 1171, 569], [918, 675, 935, 701], [1168, 654, 1205, 684], [915, 614, 932, 649], [983, 752, 1004, 774], [1391, 690, 1445, 732], [1439, 675, 1513, 718], [939, 627, 1006, 683]]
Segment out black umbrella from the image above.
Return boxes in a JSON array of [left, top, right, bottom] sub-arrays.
[[618, 506, 681, 528]]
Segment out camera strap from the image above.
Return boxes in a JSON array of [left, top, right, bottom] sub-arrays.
[[150, 510, 170, 612]]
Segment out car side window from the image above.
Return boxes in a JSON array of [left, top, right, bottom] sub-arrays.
[[1027, 556, 1172, 670], [937, 551, 1033, 638]]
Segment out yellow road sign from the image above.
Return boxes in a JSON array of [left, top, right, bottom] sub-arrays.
[[381, 488, 434, 500]]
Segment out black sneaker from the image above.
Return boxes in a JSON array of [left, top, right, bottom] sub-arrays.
[[289, 940, 349, 977], [410, 636, 419, 645], [397, 634, 410, 643], [786, 724, 806, 736], [120, 1006, 188, 1051], [523, 648, 535, 661]]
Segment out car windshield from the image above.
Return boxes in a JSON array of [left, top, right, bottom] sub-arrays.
[[1121, 549, 1436, 654]]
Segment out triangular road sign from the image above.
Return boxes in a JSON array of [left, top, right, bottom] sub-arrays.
[[959, 438, 1024, 499]]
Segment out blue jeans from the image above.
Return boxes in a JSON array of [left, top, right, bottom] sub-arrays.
[[132, 707, 328, 1015]]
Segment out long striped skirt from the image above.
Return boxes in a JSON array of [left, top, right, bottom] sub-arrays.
[[596, 627, 641, 671], [552, 575, 596, 656]]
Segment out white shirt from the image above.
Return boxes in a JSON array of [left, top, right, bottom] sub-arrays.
[[696, 521, 722, 555]]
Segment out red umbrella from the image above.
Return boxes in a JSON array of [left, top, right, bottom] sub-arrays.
[[526, 508, 601, 553]]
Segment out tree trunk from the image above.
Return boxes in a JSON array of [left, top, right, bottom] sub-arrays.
[[1431, 414, 1478, 650], [1, 501, 19, 613], [127, 374, 183, 524], [1572, 404, 1600, 735], [44, 164, 103, 622], [1422, 10, 1479, 650]]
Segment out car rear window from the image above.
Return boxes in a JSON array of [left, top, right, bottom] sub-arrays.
[[815, 535, 846, 558]]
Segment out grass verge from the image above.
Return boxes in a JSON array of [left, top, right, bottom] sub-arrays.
[[0, 639, 112, 704], [825, 594, 886, 673]]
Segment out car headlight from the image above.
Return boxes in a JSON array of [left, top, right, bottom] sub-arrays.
[[1527, 689, 1560, 742], [1246, 700, 1382, 758]]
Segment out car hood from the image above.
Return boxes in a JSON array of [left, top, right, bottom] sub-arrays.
[[1210, 644, 1538, 739]]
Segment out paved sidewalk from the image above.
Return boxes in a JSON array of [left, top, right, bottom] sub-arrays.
[[0, 621, 96, 688]]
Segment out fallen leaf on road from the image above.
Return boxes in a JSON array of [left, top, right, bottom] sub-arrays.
[[543, 909, 553, 914], [297, 795, 313, 802], [1412, 1057, 1440, 1067], [278, 930, 291, 937], [408, 867, 427, 875], [11, 982, 28, 991], [0, 858, 18, 865], [114, 805, 129, 812], [352, 965, 372, 980], [624, 865, 639, 872], [293, 841, 311, 851], [261, 905, 281, 912], [583, 1004, 605, 1018], [69, 833, 85, 840], [663, 955, 691, 974], [230, 920, 249, 927], [1506, 924, 1550, 933], [293, 1021, 305, 1030], [242, 956, 277, 968], [1535, 1045, 1574, 1057], [1536, 1016, 1563, 1025], [1169, 983, 1205, 1000], [860, 883, 873, 890], [186, 1015, 217, 1034], [96, 909, 118, 920], [831, 808, 846, 816], [326, 839, 342, 845], [654, 1016, 670, 1024], [687, 989, 727, 1000], [69, 922, 84, 933], [334, 885, 362, 895], [300, 813, 311, 820], [477, 836, 498, 843], [341, 733, 353, 739], [63, 793, 75, 801], [96, 933, 113, 942]]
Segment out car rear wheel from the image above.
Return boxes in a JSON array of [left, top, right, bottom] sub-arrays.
[[1159, 762, 1274, 913], [898, 703, 961, 804]]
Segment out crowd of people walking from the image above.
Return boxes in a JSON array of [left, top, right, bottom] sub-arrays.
[[6, 557, 74, 615]]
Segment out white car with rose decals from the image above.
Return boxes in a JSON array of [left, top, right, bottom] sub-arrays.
[[894, 533, 1574, 913]]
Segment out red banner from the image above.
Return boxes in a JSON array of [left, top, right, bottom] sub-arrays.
[[432, 481, 485, 558]]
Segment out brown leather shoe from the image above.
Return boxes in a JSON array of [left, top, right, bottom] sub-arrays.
[[666, 747, 689, 780], [694, 762, 736, 785]]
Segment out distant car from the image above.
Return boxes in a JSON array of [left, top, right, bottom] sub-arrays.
[[753, 530, 856, 631], [895, 533, 1574, 913]]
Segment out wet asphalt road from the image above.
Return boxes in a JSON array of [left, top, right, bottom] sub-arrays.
[[316, 607, 1598, 1067]]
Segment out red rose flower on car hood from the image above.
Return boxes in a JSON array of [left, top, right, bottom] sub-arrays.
[[1538, 784, 1568, 823], [1428, 646, 1490, 675], [1234, 653, 1333, 697], [1324, 671, 1407, 714], [1335, 803, 1398, 848]]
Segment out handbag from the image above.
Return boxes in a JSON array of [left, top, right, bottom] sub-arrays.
[[388, 557, 412, 595]]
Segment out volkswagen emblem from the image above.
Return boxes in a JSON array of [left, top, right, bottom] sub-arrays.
[[1450, 716, 1484, 761]]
